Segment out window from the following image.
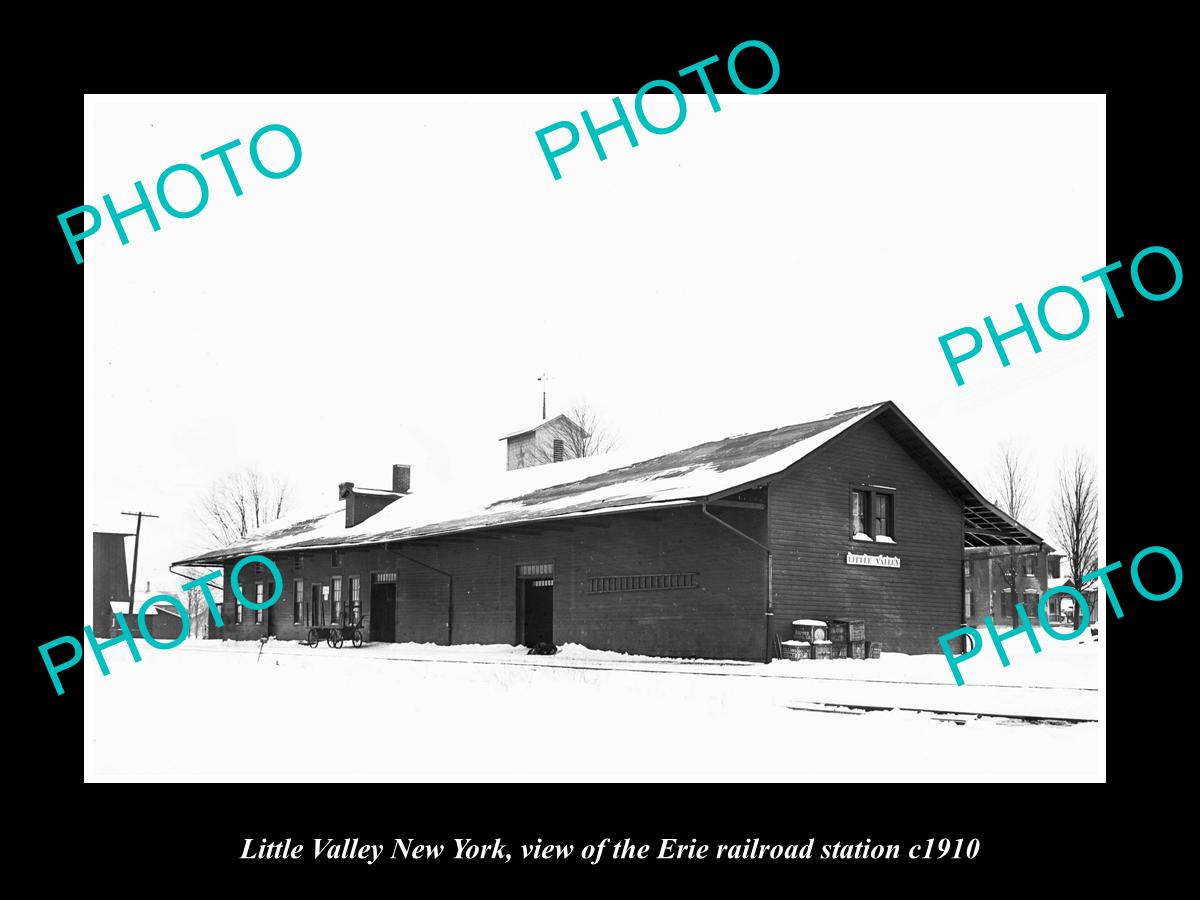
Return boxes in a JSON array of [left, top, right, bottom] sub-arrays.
[[349, 576, 361, 625], [850, 487, 896, 541], [588, 573, 697, 593], [1002, 588, 1014, 619], [964, 559, 972, 576], [332, 549, 343, 568], [964, 590, 972, 618], [553, 438, 564, 462], [331, 577, 343, 623], [295, 555, 304, 571], [851, 490, 871, 539], [254, 563, 263, 575], [1024, 556, 1037, 576], [873, 493, 894, 541], [235, 595, 243, 625], [254, 583, 264, 624], [294, 580, 304, 624]]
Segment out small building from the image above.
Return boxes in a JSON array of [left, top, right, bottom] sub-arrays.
[[109, 592, 187, 641], [92, 532, 133, 639], [1047, 574, 1099, 626], [176, 401, 1041, 660], [501, 414, 589, 470]]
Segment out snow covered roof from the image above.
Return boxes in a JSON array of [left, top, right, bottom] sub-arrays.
[[174, 400, 1044, 566], [350, 486, 402, 497], [109, 598, 180, 616]]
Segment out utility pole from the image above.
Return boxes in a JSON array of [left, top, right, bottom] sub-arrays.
[[537, 372, 550, 420], [121, 511, 159, 616]]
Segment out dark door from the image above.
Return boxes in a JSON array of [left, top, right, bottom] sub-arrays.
[[311, 584, 325, 626], [371, 582, 396, 643], [521, 580, 554, 646]]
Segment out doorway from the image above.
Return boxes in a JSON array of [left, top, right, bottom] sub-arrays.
[[371, 579, 396, 643], [516, 563, 554, 647]]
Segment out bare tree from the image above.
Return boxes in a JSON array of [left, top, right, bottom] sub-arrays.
[[184, 584, 208, 638], [528, 401, 619, 464], [1051, 451, 1099, 629], [989, 443, 1033, 524], [561, 401, 618, 457], [197, 467, 293, 547], [986, 443, 1039, 625]]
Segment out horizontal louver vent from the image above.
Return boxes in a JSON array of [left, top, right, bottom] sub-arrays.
[[588, 573, 697, 594]]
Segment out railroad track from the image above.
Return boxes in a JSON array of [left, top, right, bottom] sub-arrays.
[[785, 700, 1096, 725]]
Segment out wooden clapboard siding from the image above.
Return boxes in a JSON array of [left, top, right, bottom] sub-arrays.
[[768, 417, 962, 654]]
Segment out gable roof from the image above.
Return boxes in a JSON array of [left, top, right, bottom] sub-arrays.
[[499, 413, 587, 441], [175, 401, 1042, 566]]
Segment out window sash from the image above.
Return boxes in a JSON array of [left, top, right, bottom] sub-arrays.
[[254, 583, 264, 624], [873, 493, 894, 538], [293, 580, 304, 624], [851, 490, 870, 536]]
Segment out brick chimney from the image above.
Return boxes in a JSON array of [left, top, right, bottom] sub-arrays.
[[393, 464, 411, 494], [339, 474, 406, 528]]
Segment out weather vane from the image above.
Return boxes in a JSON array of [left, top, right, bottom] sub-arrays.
[[537, 372, 550, 420]]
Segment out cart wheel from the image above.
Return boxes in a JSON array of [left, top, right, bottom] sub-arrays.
[[307, 628, 320, 648], [352, 629, 363, 648], [330, 632, 344, 649]]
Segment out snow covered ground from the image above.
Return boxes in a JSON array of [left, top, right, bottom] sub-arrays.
[[83, 633, 1101, 782]]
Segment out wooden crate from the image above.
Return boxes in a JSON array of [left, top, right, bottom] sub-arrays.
[[826, 621, 848, 643], [867, 641, 883, 659], [812, 640, 834, 660], [848, 640, 867, 660], [792, 619, 827, 643], [831, 620, 866, 642], [832, 643, 848, 659], [782, 640, 812, 661]]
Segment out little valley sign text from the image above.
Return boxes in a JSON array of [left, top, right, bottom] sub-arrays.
[[846, 551, 900, 568]]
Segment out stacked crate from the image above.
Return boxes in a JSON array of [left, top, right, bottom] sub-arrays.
[[829, 619, 867, 659], [781, 640, 812, 660], [781, 617, 882, 661], [789, 620, 826, 662], [792, 619, 827, 642]]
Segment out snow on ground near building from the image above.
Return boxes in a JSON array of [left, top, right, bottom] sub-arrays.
[[84, 634, 1100, 781]]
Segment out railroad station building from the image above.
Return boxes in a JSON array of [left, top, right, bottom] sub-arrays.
[[174, 401, 1043, 660]]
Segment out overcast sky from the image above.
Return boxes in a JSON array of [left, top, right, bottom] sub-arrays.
[[84, 94, 1103, 595]]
